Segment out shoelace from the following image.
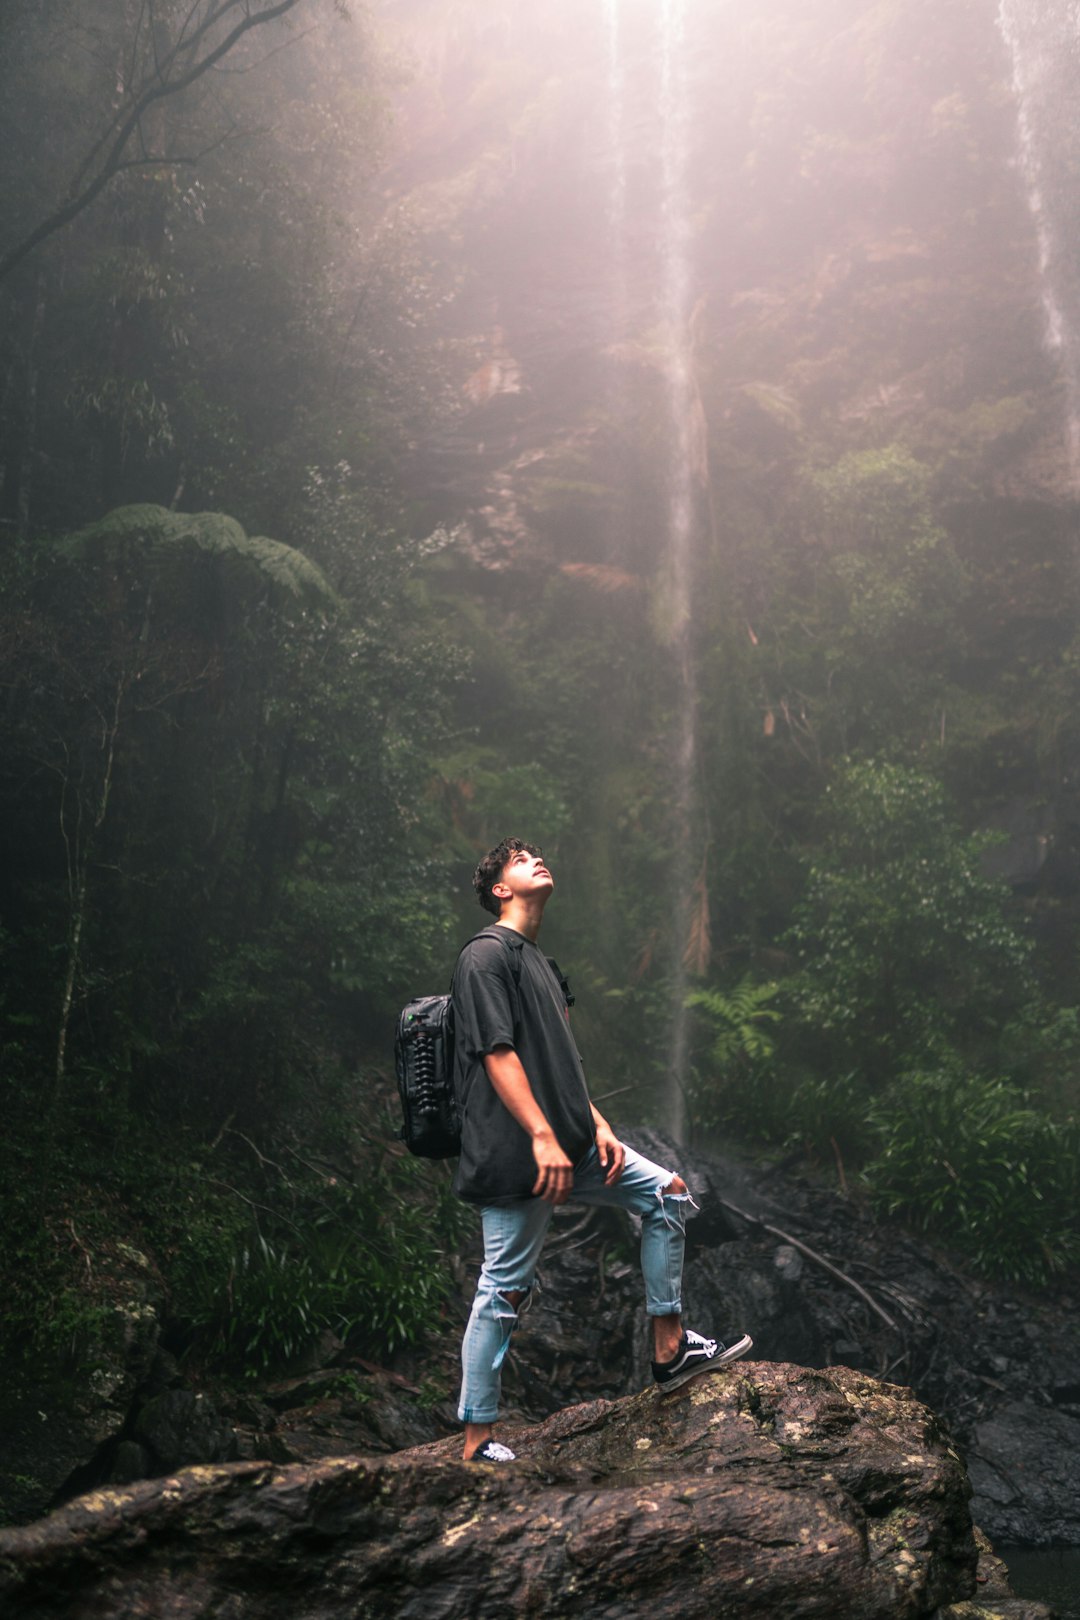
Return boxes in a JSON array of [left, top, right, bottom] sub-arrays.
[[685, 1330, 719, 1356]]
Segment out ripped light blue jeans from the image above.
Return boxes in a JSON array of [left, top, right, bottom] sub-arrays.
[[458, 1143, 691, 1423]]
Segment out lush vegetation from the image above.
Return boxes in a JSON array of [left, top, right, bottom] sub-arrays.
[[1, 0, 1078, 1464], [686, 761, 1080, 1282], [0, 0, 470, 1393]]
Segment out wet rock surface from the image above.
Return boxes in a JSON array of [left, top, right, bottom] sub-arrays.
[[0, 1137, 1068, 1618], [967, 1401, 1080, 1549], [946, 1528, 1063, 1620], [629, 1130, 1080, 1554], [4, 1127, 1076, 1603], [0, 1363, 990, 1620], [426, 1126, 1079, 1554]]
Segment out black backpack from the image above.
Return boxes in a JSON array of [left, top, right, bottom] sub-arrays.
[[394, 930, 573, 1160], [394, 992, 461, 1159]]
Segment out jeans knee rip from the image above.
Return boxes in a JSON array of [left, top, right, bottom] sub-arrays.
[[490, 1285, 531, 1371], [492, 1286, 528, 1320], [655, 1183, 700, 1231]]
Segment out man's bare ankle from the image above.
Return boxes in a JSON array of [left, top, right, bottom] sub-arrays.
[[652, 1313, 684, 1364], [462, 1423, 493, 1460]]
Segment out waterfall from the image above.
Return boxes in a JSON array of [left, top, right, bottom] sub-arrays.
[[604, 0, 628, 329], [998, 0, 1080, 489], [659, 0, 697, 1141], [605, 0, 701, 1139]]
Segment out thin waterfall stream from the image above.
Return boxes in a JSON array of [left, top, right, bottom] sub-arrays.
[[998, 0, 1080, 490], [604, 0, 628, 336], [659, 0, 697, 1140], [605, 0, 700, 1139]]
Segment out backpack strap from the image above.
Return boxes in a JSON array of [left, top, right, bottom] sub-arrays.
[[544, 956, 575, 1010], [456, 930, 572, 1010], [455, 927, 525, 984], [453, 926, 525, 1035]]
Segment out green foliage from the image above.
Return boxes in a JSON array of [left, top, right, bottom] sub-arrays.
[[734, 756, 1080, 1282], [434, 749, 571, 856], [865, 1066, 1080, 1284], [0, 481, 463, 1132], [686, 979, 781, 1069], [176, 1147, 469, 1373], [323, 1372, 372, 1403], [415, 1374, 452, 1410], [911, 395, 1037, 489], [685, 978, 781, 1139], [785, 759, 1034, 1080], [180, 1234, 325, 1371], [61, 505, 340, 610], [0, 1080, 473, 1388], [806, 446, 969, 749], [814, 445, 937, 549], [686, 1054, 875, 1164], [782, 1071, 877, 1165]]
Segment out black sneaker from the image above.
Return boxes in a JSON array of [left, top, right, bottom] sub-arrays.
[[652, 1328, 753, 1394], [468, 1439, 516, 1463]]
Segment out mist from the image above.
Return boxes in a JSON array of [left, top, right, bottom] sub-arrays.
[[1, 1, 1079, 1602]]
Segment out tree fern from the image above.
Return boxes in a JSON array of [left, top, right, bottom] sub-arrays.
[[60, 504, 339, 611]]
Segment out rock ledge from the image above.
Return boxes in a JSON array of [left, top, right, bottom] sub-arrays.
[[0, 1362, 1024, 1619]]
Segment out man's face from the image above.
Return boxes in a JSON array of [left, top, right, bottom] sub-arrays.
[[493, 847, 554, 909]]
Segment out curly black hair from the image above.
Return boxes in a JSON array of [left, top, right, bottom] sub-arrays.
[[473, 837, 544, 917]]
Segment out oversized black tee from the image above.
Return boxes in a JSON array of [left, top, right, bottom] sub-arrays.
[[451, 925, 595, 1205]]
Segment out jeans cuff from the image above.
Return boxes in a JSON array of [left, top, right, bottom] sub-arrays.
[[645, 1299, 682, 1317]]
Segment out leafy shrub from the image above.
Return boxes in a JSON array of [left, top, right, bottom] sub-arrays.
[[688, 1061, 876, 1166], [785, 760, 1035, 1081], [865, 1066, 1080, 1284], [782, 1071, 877, 1165], [684, 978, 781, 1140], [176, 1150, 469, 1374], [684, 980, 878, 1160], [686, 979, 781, 1072]]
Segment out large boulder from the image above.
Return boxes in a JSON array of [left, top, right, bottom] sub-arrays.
[[0, 1361, 992, 1619], [967, 1400, 1080, 1548]]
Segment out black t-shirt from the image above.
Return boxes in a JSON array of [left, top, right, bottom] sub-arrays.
[[451, 924, 595, 1205]]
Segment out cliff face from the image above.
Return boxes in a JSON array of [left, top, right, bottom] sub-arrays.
[[385, 0, 1070, 556], [377, 0, 1080, 997], [0, 1362, 993, 1620]]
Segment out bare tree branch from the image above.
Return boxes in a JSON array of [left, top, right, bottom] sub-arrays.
[[70, 0, 290, 194], [104, 123, 249, 179], [0, 0, 310, 284], [719, 1196, 899, 1334], [210, 23, 318, 74]]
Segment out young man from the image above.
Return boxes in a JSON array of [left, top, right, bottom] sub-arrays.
[[452, 836, 752, 1463]]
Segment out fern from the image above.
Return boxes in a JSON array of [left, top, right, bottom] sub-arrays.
[[685, 978, 781, 1070], [61, 504, 339, 611]]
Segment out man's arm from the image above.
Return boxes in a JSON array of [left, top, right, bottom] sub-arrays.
[[483, 1046, 574, 1204]]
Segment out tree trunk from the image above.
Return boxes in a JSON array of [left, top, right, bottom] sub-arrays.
[[53, 676, 125, 1107], [15, 274, 45, 543]]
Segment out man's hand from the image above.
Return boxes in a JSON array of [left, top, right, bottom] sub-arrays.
[[531, 1129, 574, 1204], [595, 1121, 625, 1186]]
